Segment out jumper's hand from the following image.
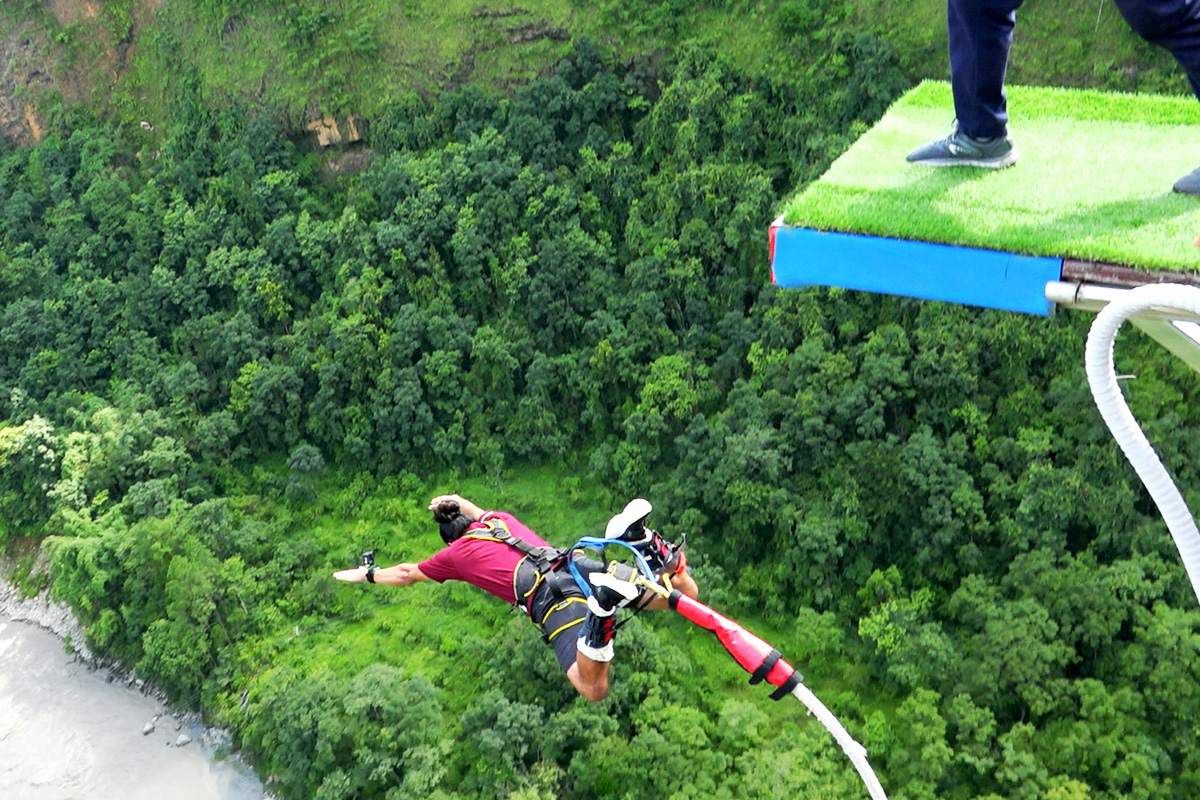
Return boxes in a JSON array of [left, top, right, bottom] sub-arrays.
[[429, 494, 484, 520], [429, 494, 464, 511], [333, 566, 369, 582]]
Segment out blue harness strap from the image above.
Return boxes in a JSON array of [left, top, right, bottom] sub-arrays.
[[567, 536, 657, 596]]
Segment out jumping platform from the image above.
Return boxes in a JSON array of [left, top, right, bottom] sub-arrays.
[[771, 80, 1200, 367], [772, 80, 1200, 304]]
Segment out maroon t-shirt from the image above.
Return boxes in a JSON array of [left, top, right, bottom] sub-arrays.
[[417, 511, 552, 605]]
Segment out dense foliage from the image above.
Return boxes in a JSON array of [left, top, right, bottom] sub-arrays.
[[2, 29, 1200, 800]]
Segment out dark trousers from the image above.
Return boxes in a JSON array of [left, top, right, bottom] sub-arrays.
[[948, 0, 1024, 139], [1113, 0, 1200, 99], [949, 0, 1200, 139]]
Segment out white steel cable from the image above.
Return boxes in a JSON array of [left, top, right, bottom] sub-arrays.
[[1084, 283, 1200, 607], [790, 683, 889, 800]]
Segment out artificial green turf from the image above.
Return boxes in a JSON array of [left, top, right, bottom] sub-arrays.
[[783, 81, 1200, 271]]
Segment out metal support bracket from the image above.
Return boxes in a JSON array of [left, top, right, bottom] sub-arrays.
[[1046, 280, 1200, 374]]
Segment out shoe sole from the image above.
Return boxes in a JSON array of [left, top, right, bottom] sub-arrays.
[[909, 149, 1019, 169], [591, 572, 641, 601]]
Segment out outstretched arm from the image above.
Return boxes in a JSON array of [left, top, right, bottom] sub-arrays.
[[333, 562, 430, 586], [429, 493, 484, 520]]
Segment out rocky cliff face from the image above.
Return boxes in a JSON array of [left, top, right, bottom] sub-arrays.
[[0, 17, 56, 146], [1, 0, 160, 147]]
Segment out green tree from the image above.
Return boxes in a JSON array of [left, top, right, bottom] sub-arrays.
[[0, 415, 60, 535]]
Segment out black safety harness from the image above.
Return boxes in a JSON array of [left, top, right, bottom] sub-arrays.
[[463, 517, 576, 614], [481, 518, 686, 635]]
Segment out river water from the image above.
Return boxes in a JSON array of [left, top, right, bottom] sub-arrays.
[[0, 615, 266, 800]]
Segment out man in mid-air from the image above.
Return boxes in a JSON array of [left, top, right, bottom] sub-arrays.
[[333, 494, 698, 701]]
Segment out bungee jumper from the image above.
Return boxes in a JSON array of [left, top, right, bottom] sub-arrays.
[[332, 494, 698, 701], [335, 495, 890, 799]]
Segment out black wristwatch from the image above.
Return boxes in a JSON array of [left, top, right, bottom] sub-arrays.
[[366, 566, 377, 583]]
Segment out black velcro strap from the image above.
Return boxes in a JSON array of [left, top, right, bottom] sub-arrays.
[[749, 650, 782, 685], [534, 549, 568, 574], [489, 523, 567, 575], [668, 589, 682, 610], [768, 671, 803, 701], [547, 568, 569, 601]]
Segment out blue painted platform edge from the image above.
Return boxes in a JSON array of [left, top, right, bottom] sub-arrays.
[[769, 223, 1065, 317]]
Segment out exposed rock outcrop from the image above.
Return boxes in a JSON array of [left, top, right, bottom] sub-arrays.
[[0, 563, 93, 662], [0, 20, 55, 146]]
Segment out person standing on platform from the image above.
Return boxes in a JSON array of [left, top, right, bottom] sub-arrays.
[[906, 0, 1200, 194]]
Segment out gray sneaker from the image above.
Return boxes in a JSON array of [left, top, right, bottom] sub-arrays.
[[1174, 165, 1200, 195], [907, 126, 1019, 169]]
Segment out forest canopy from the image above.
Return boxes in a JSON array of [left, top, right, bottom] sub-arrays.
[[1, 18, 1200, 800]]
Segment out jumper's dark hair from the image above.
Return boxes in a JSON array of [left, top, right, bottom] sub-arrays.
[[432, 500, 474, 544]]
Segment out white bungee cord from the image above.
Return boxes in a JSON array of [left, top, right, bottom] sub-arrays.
[[790, 683, 889, 800], [1084, 283, 1200, 607]]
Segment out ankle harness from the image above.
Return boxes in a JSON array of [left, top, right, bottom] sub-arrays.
[[466, 520, 685, 621]]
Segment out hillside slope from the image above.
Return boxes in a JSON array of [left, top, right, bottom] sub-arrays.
[[0, 0, 1188, 146]]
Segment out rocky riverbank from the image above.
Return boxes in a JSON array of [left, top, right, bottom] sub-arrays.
[[0, 561, 268, 800], [0, 568, 93, 660]]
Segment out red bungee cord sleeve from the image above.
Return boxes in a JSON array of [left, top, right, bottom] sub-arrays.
[[669, 590, 802, 699]]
